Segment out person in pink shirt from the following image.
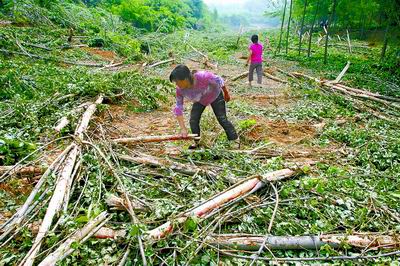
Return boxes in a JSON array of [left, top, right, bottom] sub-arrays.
[[169, 65, 238, 149], [246, 34, 264, 87]]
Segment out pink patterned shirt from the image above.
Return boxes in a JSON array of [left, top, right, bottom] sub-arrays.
[[173, 71, 224, 116]]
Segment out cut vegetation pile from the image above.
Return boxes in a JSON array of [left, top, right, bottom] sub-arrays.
[[1, 2, 400, 264]]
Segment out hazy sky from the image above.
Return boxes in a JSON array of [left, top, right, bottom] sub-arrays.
[[203, 0, 248, 4]]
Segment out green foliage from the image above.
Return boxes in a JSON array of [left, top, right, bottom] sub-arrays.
[[0, 137, 36, 165], [110, 0, 209, 33]]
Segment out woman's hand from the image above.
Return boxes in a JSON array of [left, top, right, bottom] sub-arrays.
[[180, 127, 188, 137], [176, 115, 188, 137], [224, 92, 231, 102], [222, 85, 231, 102]]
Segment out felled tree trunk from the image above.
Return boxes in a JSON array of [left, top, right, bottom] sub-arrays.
[[112, 134, 199, 144], [0, 166, 45, 176], [206, 233, 400, 251]]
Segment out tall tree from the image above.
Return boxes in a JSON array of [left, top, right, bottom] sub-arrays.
[[323, 0, 338, 64], [298, 0, 308, 55], [380, 21, 390, 61], [275, 0, 287, 55], [285, 0, 293, 54], [307, 0, 320, 57]]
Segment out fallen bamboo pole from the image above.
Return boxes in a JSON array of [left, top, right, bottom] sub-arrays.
[[145, 169, 295, 241], [112, 134, 199, 144], [37, 212, 110, 266], [206, 233, 400, 251]]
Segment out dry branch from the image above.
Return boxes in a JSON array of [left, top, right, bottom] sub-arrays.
[[206, 233, 400, 251], [118, 153, 216, 177], [37, 212, 110, 266], [112, 134, 199, 144]]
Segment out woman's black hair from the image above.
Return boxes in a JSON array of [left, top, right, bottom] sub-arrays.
[[169, 64, 193, 84], [251, 34, 259, 44]]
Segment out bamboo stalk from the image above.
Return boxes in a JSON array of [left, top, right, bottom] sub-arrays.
[[37, 212, 109, 266], [112, 134, 199, 144]]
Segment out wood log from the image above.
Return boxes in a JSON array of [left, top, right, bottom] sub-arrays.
[[231, 71, 249, 82], [54, 117, 70, 132], [263, 72, 287, 84], [112, 134, 199, 144], [206, 233, 400, 251], [332, 61, 350, 84], [37, 212, 109, 266], [20, 94, 103, 266], [118, 153, 216, 177], [93, 227, 127, 239], [145, 169, 295, 241], [21, 42, 52, 51], [346, 29, 352, 54], [0, 166, 45, 176], [148, 58, 175, 68], [106, 194, 148, 212], [75, 95, 104, 139]]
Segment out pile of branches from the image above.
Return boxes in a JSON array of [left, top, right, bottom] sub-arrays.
[[1, 94, 400, 265]]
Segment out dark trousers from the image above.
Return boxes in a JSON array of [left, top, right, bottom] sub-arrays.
[[249, 63, 262, 84], [190, 92, 238, 141]]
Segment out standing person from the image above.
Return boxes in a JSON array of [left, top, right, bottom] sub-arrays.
[[169, 65, 238, 149], [246, 34, 264, 87]]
